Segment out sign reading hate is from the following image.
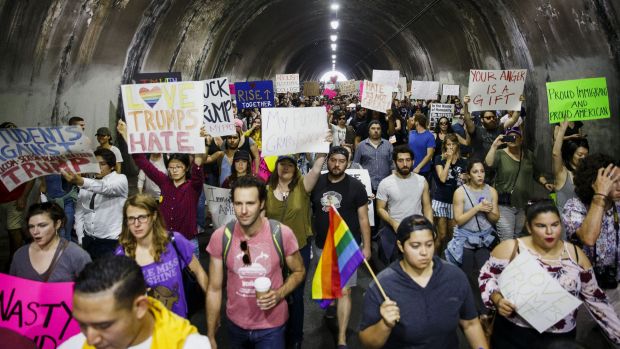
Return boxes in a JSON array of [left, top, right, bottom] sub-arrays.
[[467, 69, 527, 112], [410, 81, 440, 100], [275, 74, 300, 93], [546, 77, 610, 123], [234, 80, 275, 109], [121, 81, 205, 154], [0, 273, 80, 349], [203, 77, 235, 136], [0, 127, 99, 191], [361, 80, 391, 113], [261, 107, 329, 157]]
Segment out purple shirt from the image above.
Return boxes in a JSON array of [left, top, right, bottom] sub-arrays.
[[133, 154, 204, 240], [115, 232, 194, 317]]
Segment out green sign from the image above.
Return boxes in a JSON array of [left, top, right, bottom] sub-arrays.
[[546, 77, 610, 123]]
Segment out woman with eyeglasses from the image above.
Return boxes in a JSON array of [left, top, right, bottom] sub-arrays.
[[479, 199, 620, 348], [117, 120, 205, 255], [359, 215, 488, 349], [10, 202, 91, 282], [330, 109, 355, 148], [115, 194, 208, 318]]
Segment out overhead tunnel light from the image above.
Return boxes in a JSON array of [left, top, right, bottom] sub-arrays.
[[331, 54, 336, 59], [330, 3, 340, 11], [330, 20, 339, 30], [330, 35, 338, 42], [332, 60, 336, 64], [331, 44, 337, 51]]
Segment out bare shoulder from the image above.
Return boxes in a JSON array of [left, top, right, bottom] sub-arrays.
[[490, 239, 519, 260]]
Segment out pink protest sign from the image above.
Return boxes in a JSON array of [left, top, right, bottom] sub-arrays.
[[0, 273, 80, 349], [229, 83, 236, 95], [324, 88, 337, 99]]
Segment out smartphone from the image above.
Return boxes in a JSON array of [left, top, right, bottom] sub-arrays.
[[502, 135, 516, 142]]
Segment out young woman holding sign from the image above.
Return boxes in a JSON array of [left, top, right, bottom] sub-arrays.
[[478, 199, 620, 348]]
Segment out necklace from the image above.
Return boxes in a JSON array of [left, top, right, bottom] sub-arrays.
[[276, 183, 290, 201]]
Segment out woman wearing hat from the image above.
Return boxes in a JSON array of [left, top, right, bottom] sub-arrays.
[[221, 150, 252, 188], [95, 127, 123, 173], [485, 127, 554, 241]]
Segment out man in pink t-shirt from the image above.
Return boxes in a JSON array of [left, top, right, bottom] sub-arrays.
[[206, 176, 305, 349]]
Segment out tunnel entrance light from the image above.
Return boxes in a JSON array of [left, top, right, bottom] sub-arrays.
[[330, 3, 340, 11], [331, 44, 337, 51], [330, 35, 338, 42], [330, 20, 339, 30], [320, 70, 347, 82]]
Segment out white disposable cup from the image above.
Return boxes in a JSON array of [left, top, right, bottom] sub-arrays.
[[254, 277, 271, 298]]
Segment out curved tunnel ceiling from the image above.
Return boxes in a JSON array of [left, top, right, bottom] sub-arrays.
[[0, 0, 618, 164]]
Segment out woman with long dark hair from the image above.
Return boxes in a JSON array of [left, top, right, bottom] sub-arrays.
[[553, 120, 589, 212]]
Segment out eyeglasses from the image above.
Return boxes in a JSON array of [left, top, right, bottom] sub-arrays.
[[168, 165, 185, 171], [126, 214, 150, 225], [439, 122, 448, 126], [240, 240, 251, 265]]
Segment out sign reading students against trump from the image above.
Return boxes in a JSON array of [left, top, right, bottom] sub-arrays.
[[261, 107, 329, 157], [121, 81, 205, 154], [467, 69, 527, 112], [546, 77, 610, 123], [0, 127, 98, 191], [203, 77, 235, 136], [0, 273, 80, 349], [234, 80, 275, 109]]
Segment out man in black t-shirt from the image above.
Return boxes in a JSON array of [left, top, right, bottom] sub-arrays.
[[311, 146, 371, 348]]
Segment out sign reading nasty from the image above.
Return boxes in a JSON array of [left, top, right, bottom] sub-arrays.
[[234, 80, 275, 109], [121, 81, 205, 154]]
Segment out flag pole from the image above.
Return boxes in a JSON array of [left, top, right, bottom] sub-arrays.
[[362, 258, 389, 302]]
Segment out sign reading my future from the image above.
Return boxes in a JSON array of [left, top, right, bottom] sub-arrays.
[[234, 80, 275, 109], [546, 77, 610, 123]]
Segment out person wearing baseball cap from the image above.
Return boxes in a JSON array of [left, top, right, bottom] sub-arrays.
[[221, 150, 252, 188], [95, 127, 123, 173]]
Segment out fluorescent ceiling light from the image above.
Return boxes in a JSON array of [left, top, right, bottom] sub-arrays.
[[331, 54, 336, 59], [330, 4, 340, 11], [330, 35, 338, 42], [332, 60, 336, 63], [330, 20, 339, 30], [331, 44, 337, 51]]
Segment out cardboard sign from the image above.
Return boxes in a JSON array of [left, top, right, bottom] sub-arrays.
[[320, 169, 375, 226], [132, 72, 182, 84], [261, 107, 329, 156], [410, 81, 440, 100], [324, 88, 337, 99], [429, 103, 455, 128], [203, 185, 235, 227], [337, 80, 359, 96], [467, 69, 527, 112], [498, 252, 581, 333], [0, 273, 80, 349], [234, 80, 275, 109], [361, 80, 391, 113], [0, 127, 99, 191], [203, 77, 235, 136], [372, 70, 400, 89], [275, 74, 300, 93], [442, 84, 460, 96], [303, 81, 320, 96], [121, 81, 205, 154], [546, 77, 610, 123]]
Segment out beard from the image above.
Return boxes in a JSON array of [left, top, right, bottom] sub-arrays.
[[396, 166, 411, 176], [328, 166, 346, 178]]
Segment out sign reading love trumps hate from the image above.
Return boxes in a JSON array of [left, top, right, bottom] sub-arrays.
[[0, 273, 80, 349], [234, 80, 275, 109], [121, 81, 205, 154], [203, 77, 235, 136], [0, 127, 98, 191], [261, 107, 329, 157], [467, 69, 527, 112]]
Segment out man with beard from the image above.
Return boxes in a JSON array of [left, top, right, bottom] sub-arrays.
[[462, 95, 524, 160], [353, 121, 393, 193], [376, 145, 432, 265], [311, 146, 371, 348]]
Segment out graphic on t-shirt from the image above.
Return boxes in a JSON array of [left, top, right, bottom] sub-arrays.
[[149, 283, 179, 310], [320, 190, 342, 212], [236, 250, 269, 297]]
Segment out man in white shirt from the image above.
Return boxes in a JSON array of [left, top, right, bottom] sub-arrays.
[[59, 255, 211, 349], [63, 148, 127, 260]]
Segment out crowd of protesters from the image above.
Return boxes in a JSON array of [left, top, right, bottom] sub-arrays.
[[1, 83, 619, 349]]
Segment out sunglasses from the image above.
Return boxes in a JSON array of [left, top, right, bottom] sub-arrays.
[[439, 122, 448, 125], [240, 240, 251, 265]]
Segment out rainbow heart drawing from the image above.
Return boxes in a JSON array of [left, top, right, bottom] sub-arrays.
[[139, 86, 162, 108]]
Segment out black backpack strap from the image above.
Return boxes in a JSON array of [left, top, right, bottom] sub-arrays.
[[222, 220, 237, 274]]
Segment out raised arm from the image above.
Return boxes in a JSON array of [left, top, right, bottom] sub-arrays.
[[501, 95, 525, 131], [552, 121, 569, 190], [462, 96, 475, 134], [303, 153, 326, 193], [484, 135, 505, 167]]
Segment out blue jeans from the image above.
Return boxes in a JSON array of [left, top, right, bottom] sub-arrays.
[[60, 198, 75, 242], [286, 242, 311, 345], [228, 321, 285, 349]]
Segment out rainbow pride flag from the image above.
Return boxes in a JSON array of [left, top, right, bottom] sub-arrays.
[[312, 205, 365, 308]]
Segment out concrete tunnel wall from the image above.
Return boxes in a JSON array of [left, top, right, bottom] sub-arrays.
[[0, 0, 618, 178]]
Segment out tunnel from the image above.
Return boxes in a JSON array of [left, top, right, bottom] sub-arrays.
[[0, 0, 618, 170]]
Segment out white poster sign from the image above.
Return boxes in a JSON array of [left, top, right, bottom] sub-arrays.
[[397, 77, 408, 100], [275, 74, 300, 93], [410, 81, 440, 100], [203, 77, 235, 137], [498, 252, 582, 333], [429, 103, 455, 127], [338, 80, 359, 96], [261, 107, 329, 156], [361, 80, 392, 113], [442, 84, 460, 96], [203, 185, 235, 228], [467, 69, 527, 112], [372, 70, 400, 89]]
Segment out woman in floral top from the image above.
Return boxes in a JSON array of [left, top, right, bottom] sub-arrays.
[[479, 199, 620, 348]]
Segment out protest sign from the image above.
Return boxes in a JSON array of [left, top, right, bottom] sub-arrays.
[[261, 107, 329, 157], [397, 77, 408, 100], [229, 83, 236, 95], [429, 103, 455, 128], [121, 81, 205, 154], [275, 74, 300, 93], [467, 69, 527, 112], [498, 252, 581, 333], [132, 72, 182, 84], [324, 88, 337, 99], [203, 185, 235, 227], [320, 169, 375, 226], [442, 84, 460, 97], [361, 80, 391, 113], [410, 81, 440, 100], [234, 80, 275, 109], [303, 81, 320, 96], [337, 80, 359, 96], [546, 77, 610, 123], [372, 70, 400, 89], [203, 77, 235, 136], [0, 273, 80, 349], [0, 127, 99, 191]]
